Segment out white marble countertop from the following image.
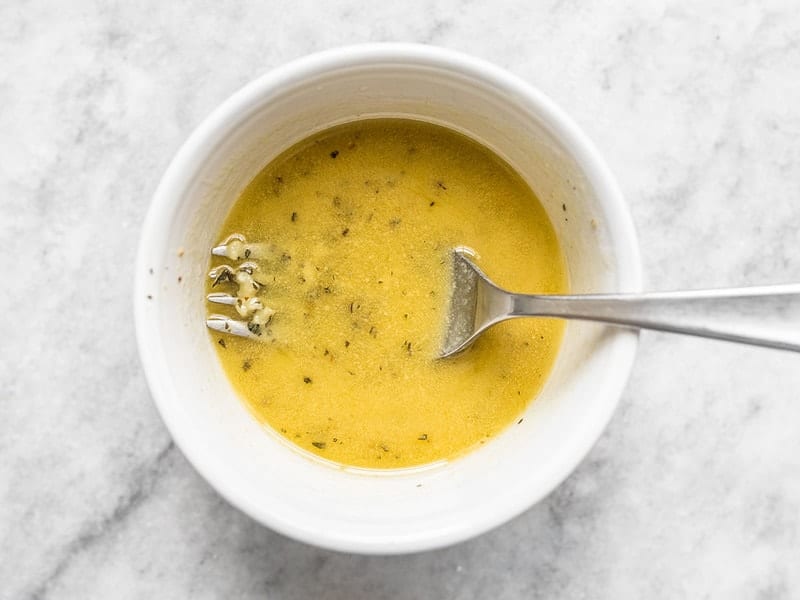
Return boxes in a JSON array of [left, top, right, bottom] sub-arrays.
[[3, 1, 800, 598]]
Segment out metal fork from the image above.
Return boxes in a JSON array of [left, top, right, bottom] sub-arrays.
[[440, 251, 800, 358], [205, 235, 272, 340]]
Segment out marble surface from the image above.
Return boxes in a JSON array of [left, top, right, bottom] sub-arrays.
[[3, 1, 800, 598]]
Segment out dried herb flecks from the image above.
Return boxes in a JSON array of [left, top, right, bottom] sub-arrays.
[[303, 376, 312, 384], [291, 211, 298, 222], [218, 338, 226, 348], [212, 269, 231, 287], [312, 441, 326, 449], [242, 360, 252, 371]]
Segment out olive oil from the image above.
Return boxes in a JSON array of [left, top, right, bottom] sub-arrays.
[[207, 119, 567, 468]]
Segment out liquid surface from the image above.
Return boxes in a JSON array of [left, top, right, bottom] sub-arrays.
[[207, 119, 567, 468]]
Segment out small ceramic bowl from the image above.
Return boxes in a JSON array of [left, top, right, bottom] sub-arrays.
[[134, 44, 641, 554]]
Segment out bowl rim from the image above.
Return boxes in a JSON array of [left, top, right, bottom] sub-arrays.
[[134, 42, 642, 554]]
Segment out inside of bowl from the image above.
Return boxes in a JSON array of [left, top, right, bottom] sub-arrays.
[[139, 52, 640, 553]]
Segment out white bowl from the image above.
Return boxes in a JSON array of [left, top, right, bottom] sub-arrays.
[[134, 44, 641, 554]]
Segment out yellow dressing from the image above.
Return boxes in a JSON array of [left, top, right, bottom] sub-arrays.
[[207, 119, 567, 468]]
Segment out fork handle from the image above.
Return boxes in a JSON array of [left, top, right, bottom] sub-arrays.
[[510, 285, 800, 352]]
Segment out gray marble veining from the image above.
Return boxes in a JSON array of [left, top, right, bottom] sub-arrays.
[[2, 1, 800, 598]]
